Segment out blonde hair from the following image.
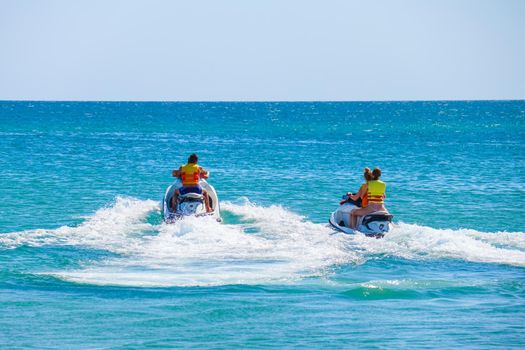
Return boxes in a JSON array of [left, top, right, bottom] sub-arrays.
[[364, 167, 373, 181]]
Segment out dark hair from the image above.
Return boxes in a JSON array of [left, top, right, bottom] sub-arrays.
[[188, 153, 198, 163], [372, 167, 381, 180], [363, 167, 373, 181]]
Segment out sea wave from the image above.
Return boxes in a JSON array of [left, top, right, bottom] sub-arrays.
[[1, 197, 524, 287]]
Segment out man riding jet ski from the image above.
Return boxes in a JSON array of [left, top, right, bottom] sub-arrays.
[[162, 154, 221, 223], [329, 167, 393, 237]]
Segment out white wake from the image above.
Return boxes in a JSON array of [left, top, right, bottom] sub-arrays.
[[1, 197, 524, 287]]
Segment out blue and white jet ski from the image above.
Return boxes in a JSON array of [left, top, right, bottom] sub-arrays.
[[329, 195, 393, 238], [162, 179, 221, 223]]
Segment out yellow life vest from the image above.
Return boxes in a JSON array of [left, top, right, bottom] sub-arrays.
[[180, 163, 200, 186], [367, 180, 386, 204]]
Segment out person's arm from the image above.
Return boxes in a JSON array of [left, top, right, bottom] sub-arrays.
[[200, 167, 209, 179], [349, 184, 366, 201], [172, 167, 182, 178]]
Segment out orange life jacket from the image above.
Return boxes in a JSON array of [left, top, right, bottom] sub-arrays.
[[362, 191, 369, 207], [180, 163, 200, 186], [359, 183, 369, 207]]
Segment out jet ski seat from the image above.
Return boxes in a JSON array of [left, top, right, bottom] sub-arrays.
[[179, 192, 204, 202], [361, 211, 393, 227]]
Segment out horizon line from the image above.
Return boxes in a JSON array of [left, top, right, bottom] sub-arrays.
[[1, 98, 524, 103]]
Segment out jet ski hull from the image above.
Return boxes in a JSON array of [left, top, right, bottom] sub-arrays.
[[329, 202, 393, 238], [162, 179, 221, 223]]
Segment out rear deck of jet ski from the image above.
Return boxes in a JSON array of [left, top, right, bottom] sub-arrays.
[[329, 203, 393, 237], [361, 211, 393, 226], [162, 179, 221, 223]]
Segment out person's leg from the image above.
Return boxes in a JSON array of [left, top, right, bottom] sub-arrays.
[[350, 211, 359, 229], [349, 206, 375, 229], [171, 189, 180, 212], [202, 189, 212, 212]]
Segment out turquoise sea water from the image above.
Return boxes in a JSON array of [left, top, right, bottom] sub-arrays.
[[1, 101, 524, 348]]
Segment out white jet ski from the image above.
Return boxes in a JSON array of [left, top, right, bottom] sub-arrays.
[[329, 195, 393, 238], [162, 179, 221, 223]]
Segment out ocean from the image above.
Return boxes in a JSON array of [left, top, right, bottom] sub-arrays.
[[1, 101, 524, 348]]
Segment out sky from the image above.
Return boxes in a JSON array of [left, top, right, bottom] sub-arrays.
[[1, 0, 524, 101]]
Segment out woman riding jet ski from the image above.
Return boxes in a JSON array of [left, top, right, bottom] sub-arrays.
[[162, 154, 221, 223], [329, 167, 393, 237]]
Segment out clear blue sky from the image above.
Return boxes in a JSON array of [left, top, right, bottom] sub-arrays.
[[1, 0, 524, 101]]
